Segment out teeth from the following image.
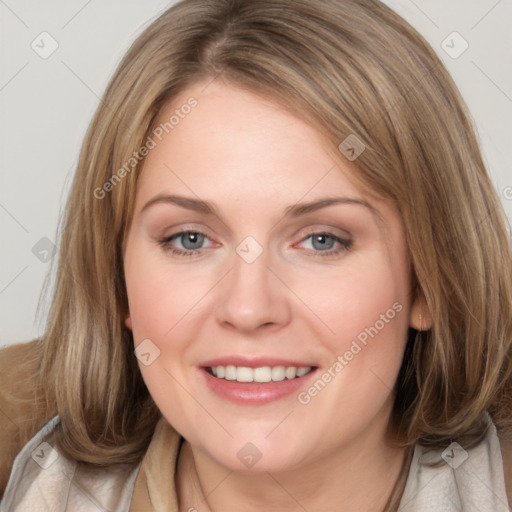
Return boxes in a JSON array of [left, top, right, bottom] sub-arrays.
[[296, 367, 310, 377], [271, 366, 286, 381], [225, 365, 237, 380], [236, 367, 253, 382], [254, 366, 272, 383], [210, 365, 312, 383], [285, 367, 297, 379]]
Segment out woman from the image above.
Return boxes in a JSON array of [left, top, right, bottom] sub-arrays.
[[1, 0, 511, 510]]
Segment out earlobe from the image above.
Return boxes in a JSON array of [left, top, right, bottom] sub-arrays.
[[125, 314, 132, 330], [409, 296, 433, 331]]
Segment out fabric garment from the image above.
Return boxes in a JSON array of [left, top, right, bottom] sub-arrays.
[[399, 418, 511, 511], [0, 416, 140, 511], [1, 412, 510, 511]]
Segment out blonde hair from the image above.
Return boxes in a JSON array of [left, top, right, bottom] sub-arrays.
[[35, 0, 512, 479]]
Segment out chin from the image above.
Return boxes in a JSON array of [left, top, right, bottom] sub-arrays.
[[193, 433, 312, 474]]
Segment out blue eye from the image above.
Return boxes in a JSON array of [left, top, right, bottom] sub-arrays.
[[298, 232, 352, 257], [159, 231, 210, 257], [176, 232, 205, 250], [158, 230, 352, 258]]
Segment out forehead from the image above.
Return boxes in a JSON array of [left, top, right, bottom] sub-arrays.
[[138, 80, 367, 206]]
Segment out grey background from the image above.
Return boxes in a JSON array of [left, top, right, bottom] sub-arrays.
[[1, 0, 511, 347]]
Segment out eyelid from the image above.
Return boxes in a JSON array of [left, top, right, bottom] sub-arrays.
[[294, 224, 352, 241], [158, 222, 215, 239]]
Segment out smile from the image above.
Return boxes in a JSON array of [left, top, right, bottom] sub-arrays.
[[200, 359, 318, 404]]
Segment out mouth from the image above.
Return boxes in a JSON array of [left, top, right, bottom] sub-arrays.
[[199, 359, 318, 404]]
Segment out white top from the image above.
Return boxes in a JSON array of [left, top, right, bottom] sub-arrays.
[[399, 415, 510, 511], [1, 414, 510, 511]]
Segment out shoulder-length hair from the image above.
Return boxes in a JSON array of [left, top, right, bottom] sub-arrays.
[[36, 0, 512, 465]]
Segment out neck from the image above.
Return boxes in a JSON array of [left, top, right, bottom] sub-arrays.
[[176, 411, 410, 512]]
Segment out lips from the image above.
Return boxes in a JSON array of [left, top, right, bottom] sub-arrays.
[[199, 357, 318, 404]]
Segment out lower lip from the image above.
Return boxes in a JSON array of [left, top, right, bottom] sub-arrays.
[[200, 368, 317, 404]]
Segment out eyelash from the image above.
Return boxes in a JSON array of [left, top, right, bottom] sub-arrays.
[[158, 230, 352, 258]]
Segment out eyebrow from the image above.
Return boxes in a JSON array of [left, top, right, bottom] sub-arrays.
[[141, 194, 382, 220]]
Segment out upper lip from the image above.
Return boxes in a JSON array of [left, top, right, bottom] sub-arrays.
[[200, 356, 317, 368]]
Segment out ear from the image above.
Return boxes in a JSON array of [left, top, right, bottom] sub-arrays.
[[409, 294, 433, 331], [125, 313, 132, 330]]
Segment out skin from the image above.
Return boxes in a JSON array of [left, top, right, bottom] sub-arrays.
[[123, 78, 432, 511]]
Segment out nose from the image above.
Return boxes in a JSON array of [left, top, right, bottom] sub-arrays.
[[215, 241, 291, 334]]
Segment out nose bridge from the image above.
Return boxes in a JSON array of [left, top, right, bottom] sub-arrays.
[[215, 235, 289, 331], [233, 236, 269, 291]]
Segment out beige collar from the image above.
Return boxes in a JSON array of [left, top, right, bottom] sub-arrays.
[[129, 416, 182, 512]]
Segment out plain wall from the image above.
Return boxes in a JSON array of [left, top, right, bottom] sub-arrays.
[[1, 0, 511, 347]]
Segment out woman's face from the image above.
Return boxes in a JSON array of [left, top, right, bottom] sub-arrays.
[[123, 79, 425, 472]]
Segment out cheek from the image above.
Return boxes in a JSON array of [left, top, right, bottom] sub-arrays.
[[125, 248, 209, 341], [294, 266, 408, 431], [319, 253, 409, 392], [124, 248, 206, 425], [295, 249, 410, 414], [298, 250, 409, 349]]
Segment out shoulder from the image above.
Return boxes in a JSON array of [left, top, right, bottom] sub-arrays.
[[0, 340, 56, 496], [1, 415, 140, 510], [400, 416, 512, 511]]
